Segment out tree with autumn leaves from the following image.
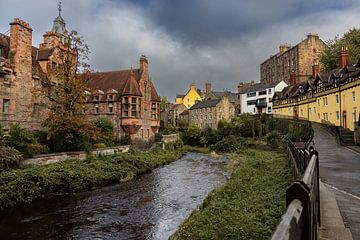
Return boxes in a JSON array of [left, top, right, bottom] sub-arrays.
[[42, 31, 101, 152]]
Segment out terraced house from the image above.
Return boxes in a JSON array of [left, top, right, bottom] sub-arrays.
[[272, 48, 360, 131], [189, 96, 235, 129]]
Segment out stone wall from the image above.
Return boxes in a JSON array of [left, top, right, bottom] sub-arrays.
[[161, 133, 180, 143], [20, 145, 130, 166]]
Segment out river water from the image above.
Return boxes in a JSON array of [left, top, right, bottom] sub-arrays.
[[0, 152, 229, 240]]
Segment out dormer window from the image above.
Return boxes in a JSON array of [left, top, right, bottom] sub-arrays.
[[0, 45, 4, 57], [108, 95, 113, 101], [95, 96, 99, 102]]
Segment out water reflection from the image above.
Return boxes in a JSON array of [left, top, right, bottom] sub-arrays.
[[0, 153, 228, 240]]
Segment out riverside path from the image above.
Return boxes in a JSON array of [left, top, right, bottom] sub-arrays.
[[312, 123, 360, 239]]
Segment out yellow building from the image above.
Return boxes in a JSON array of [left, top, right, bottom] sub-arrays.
[[272, 52, 360, 131], [175, 83, 202, 109]]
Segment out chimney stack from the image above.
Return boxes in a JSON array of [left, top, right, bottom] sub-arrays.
[[312, 60, 320, 78], [139, 54, 148, 75], [205, 82, 211, 95], [290, 71, 296, 85], [339, 47, 349, 68]]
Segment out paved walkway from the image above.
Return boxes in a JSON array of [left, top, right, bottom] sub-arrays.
[[312, 123, 360, 239]]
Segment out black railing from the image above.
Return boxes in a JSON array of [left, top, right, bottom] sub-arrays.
[[271, 139, 320, 240]]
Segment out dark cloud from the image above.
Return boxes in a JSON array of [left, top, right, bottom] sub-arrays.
[[1, 0, 360, 101]]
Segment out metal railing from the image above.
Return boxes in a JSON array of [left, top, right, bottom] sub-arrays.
[[271, 140, 320, 240]]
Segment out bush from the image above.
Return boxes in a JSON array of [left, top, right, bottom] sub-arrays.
[[181, 124, 202, 146], [6, 124, 44, 158], [0, 146, 23, 171], [119, 134, 131, 145], [164, 139, 184, 151], [210, 135, 246, 153], [266, 131, 281, 149], [95, 117, 115, 145], [161, 124, 177, 135], [93, 143, 107, 149]]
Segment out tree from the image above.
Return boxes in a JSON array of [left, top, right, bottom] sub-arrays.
[[320, 28, 360, 71], [160, 96, 169, 111], [42, 31, 99, 152]]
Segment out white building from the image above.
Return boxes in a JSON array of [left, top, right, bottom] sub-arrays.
[[240, 81, 288, 114]]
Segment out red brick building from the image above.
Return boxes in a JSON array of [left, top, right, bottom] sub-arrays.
[[0, 12, 160, 142]]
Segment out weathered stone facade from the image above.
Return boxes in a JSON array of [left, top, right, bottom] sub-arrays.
[[0, 14, 161, 143], [261, 33, 327, 85], [189, 96, 235, 129], [85, 55, 161, 142]]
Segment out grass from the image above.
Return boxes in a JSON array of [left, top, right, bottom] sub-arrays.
[[183, 145, 211, 154], [0, 149, 183, 210], [171, 148, 293, 240]]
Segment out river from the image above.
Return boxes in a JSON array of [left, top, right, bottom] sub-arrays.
[[0, 152, 229, 240]]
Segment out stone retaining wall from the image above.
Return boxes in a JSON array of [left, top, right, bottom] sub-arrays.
[[161, 133, 180, 143], [20, 145, 130, 166]]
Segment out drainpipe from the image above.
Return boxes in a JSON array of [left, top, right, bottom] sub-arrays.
[[339, 86, 342, 128]]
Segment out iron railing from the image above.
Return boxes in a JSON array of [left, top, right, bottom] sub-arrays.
[[271, 139, 320, 240]]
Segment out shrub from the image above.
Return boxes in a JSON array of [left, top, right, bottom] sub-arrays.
[[155, 133, 163, 142], [266, 131, 281, 149], [0, 146, 23, 171], [119, 134, 131, 145], [95, 117, 115, 145], [161, 124, 177, 135], [6, 124, 44, 158], [210, 135, 246, 153], [93, 143, 107, 149], [181, 124, 202, 146], [164, 139, 184, 151]]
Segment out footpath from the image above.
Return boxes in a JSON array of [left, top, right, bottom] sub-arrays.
[[312, 124, 359, 240]]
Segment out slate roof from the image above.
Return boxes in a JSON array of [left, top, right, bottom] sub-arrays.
[[211, 91, 237, 102], [190, 99, 221, 110], [87, 68, 160, 101], [242, 81, 279, 94]]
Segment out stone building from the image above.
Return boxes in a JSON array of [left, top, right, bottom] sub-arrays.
[[0, 10, 160, 142], [189, 96, 235, 129], [260, 33, 327, 85], [272, 48, 360, 131], [169, 103, 187, 126], [85, 55, 160, 142], [0, 13, 69, 131]]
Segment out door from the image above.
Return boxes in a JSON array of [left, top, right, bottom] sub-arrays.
[[343, 111, 347, 129]]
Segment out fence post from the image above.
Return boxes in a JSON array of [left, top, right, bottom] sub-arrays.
[[310, 148, 320, 227]]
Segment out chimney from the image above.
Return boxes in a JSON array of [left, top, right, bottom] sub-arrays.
[[10, 18, 33, 74], [279, 44, 291, 53], [238, 82, 244, 93], [339, 47, 349, 68], [290, 71, 296, 85], [139, 54, 148, 75], [251, 81, 255, 86], [205, 82, 211, 95], [312, 61, 320, 78]]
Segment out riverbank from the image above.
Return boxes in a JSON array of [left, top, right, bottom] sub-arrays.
[[0, 149, 183, 210], [171, 148, 293, 239]]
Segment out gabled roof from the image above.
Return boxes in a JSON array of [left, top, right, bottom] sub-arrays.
[[190, 99, 221, 110], [242, 81, 279, 94], [122, 69, 142, 96], [210, 91, 237, 103]]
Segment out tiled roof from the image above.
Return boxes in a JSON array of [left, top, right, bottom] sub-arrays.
[[121, 69, 142, 96], [242, 81, 279, 94], [36, 48, 54, 61], [190, 99, 221, 110], [211, 91, 237, 102]]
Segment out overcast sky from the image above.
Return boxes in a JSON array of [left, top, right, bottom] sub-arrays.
[[1, 0, 360, 101]]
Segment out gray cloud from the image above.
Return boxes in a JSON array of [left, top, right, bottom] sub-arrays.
[[1, 0, 360, 101]]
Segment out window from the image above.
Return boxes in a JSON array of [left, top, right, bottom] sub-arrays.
[[353, 111, 357, 122], [326, 113, 328, 121], [34, 79, 39, 88], [0, 46, 4, 57], [325, 97, 328, 106], [318, 99, 320, 106], [108, 95, 113, 101], [335, 95, 339, 104], [268, 107, 271, 112], [95, 103, 99, 114], [2, 99, 9, 114], [124, 97, 129, 117], [4, 74, 10, 85], [131, 97, 137, 117], [259, 90, 267, 96], [352, 91, 356, 102], [109, 102, 113, 113], [268, 89, 272, 94], [151, 103, 156, 119], [300, 109, 303, 116], [336, 111, 340, 120], [95, 96, 99, 102], [247, 92, 256, 97]]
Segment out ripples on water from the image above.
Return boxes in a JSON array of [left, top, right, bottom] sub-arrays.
[[0, 152, 228, 240]]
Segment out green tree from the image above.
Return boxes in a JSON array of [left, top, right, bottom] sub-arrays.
[[320, 28, 360, 71], [42, 31, 100, 152], [160, 96, 169, 111]]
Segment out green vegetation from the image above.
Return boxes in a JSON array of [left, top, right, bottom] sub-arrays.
[[183, 145, 211, 154], [209, 135, 246, 153], [0, 146, 23, 171], [171, 149, 293, 240], [0, 148, 183, 210], [320, 28, 360, 71]]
